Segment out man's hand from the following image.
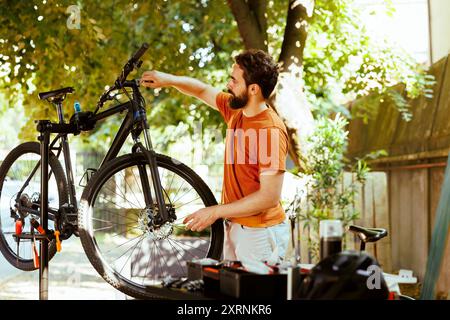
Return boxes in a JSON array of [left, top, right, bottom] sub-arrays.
[[140, 70, 173, 88], [183, 205, 219, 232]]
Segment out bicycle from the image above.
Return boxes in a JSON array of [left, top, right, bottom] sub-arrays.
[[0, 43, 224, 299]]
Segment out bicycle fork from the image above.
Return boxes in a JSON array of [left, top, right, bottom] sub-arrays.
[[131, 114, 170, 226]]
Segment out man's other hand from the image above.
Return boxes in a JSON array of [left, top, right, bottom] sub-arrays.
[[183, 205, 219, 232]]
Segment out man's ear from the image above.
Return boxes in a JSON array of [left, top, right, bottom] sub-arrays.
[[249, 84, 260, 96]]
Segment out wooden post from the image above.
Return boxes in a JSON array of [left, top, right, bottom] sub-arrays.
[[421, 154, 450, 299]]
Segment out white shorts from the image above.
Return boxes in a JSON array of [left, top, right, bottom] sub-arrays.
[[222, 219, 289, 265]]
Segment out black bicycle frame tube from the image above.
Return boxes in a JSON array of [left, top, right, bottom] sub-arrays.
[[97, 107, 134, 168], [55, 102, 78, 209], [60, 135, 77, 209], [91, 101, 131, 123]]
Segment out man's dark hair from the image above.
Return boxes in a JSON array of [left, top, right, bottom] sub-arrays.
[[234, 49, 279, 99]]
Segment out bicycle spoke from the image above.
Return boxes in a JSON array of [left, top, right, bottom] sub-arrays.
[[101, 184, 140, 210], [142, 240, 152, 285], [167, 238, 194, 270], [164, 238, 186, 277], [172, 180, 185, 203], [106, 226, 142, 239], [170, 180, 186, 204], [131, 167, 144, 195], [92, 220, 137, 231], [165, 171, 177, 199], [92, 207, 139, 223], [118, 235, 145, 275], [168, 237, 208, 260], [111, 174, 140, 208], [151, 238, 163, 281], [93, 225, 117, 232], [131, 234, 145, 277], [93, 219, 136, 227], [119, 171, 143, 208], [153, 239, 171, 278], [107, 236, 144, 274], [155, 238, 163, 281], [174, 196, 201, 209], [97, 195, 141, 214], [168, 233, 210, 251], [103, 234, 143, 255], [91, 216, 119, 224], [171, 225, 212, 236], [168, 236, 209, 256]]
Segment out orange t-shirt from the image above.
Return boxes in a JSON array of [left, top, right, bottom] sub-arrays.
[[216, 92, 289, 227]]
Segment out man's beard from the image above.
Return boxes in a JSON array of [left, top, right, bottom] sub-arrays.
[[228, 89, 248, 109]]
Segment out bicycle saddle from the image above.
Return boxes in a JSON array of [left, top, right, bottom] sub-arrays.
[[38, 87, 74, 101], [348, 225, 387, 243]]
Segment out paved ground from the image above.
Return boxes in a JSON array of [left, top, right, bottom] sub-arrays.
[[0, 237, 131, 300]]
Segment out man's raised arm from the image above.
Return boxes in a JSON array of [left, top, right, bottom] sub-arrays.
[[140, 70, 220, 111]]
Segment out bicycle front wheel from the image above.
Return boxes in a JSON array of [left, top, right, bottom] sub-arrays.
[[78, 152, 223, 299]]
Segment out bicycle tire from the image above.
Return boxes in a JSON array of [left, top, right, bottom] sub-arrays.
[[79, 152, 223, 299], [0, 142, 69, 271]]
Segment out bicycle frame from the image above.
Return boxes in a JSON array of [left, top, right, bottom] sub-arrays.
[[23, 81, 169, 231]]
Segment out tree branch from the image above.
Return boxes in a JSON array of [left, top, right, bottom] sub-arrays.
[[278, 0, 310, 72], [249, 0, 268, 48], [227, 0, 268, 51]]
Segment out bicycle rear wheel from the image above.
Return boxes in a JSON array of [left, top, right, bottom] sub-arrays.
[[78, 152, 223, 299], [0, 142, 69, 271]]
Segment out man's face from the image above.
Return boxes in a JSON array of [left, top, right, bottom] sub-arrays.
[[227, 64, 249, 109]]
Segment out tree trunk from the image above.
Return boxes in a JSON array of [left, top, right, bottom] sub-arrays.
[[228, 0, 316, 172], [227, 0, 268, 51], [274, 0, 315, 171], [279, 0, 311, 71]]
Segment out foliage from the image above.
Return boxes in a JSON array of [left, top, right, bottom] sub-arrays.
[[0, 0, 435, 152], [0, 0, 237, 147], [302, 0, 435, 121]]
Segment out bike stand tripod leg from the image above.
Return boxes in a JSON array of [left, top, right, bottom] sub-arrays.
[[37, 120, 50, 300]]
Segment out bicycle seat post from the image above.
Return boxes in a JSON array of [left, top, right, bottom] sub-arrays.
[[55, 100, 64, 124], [48, 95, 66, 124]]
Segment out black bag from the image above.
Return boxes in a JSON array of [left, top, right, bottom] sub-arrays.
[[296, 250, 389, 300]]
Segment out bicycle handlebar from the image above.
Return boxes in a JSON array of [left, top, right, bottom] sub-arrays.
[[96, 43, 149, 112], [116, 43, 149, 87], [131, 42, 149, 63]]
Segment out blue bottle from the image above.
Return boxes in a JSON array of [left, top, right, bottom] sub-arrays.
[[73, 101, 81, 130], [74, 101, 81, 114]]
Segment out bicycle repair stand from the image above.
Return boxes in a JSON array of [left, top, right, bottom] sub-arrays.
[[36, 119, 52, 300], [36, 117, 71, 300]]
